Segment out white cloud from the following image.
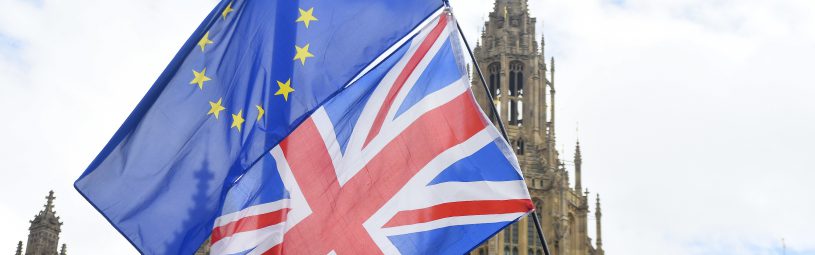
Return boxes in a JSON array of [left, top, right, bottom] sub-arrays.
[[0, 0, 217, 254], [1, 0, 814, 254]]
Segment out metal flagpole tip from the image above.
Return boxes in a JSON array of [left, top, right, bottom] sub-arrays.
[[442, 0, 453, 14]]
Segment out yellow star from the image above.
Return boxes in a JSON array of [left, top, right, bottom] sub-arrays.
[[275, 79, 295, 101], [198, 32, 214, 52], [255, 105, 265, 122], [231, 109, 245, 132], [222, 2, 235, 20], [208, 98, 227, 119], [296, 8, 318, 28], [293, 44, 314, 66], [190, 68, 212, 90]]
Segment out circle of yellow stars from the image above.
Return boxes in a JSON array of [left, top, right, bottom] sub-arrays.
[[191, 2, 318, 133]]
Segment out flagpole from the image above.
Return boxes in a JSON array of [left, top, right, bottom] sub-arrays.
[[443, 4, 553, 255]]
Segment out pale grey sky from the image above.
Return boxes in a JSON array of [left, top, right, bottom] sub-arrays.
[[1, 0, 814, 254]]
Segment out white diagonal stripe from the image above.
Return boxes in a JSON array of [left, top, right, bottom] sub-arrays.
[[213, 199, 290, 228]]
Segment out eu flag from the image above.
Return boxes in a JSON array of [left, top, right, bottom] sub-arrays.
[[74, 0, 442, 254]]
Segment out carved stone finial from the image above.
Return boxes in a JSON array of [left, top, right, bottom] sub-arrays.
[[45, 190, 56, 213]]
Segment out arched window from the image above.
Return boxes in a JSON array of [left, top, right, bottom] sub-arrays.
[[487, 63, 501, 122], [509, 69, 516, 96], [504, 246, 510, 255], [507, 62, 524, 126], [516, 139, 525, 155], [512, 247, 518, 255], [489, 73, 496, 96], [489, 63, 501, 97], [509, 62, 524, 96]]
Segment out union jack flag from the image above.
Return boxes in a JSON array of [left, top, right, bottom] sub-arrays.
[[208, 13, 534, 255]]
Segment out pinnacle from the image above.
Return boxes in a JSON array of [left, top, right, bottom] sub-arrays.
[[45, 190, 55, 213], [575, 141, 582, 158], [31, 191, 62, 228]]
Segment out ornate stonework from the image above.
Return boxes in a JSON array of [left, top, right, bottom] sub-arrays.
[[17, 191, 67, 255], [468, 0, 605, 254]]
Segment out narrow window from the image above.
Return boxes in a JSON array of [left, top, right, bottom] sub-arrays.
[[489, 74, 496, 97], [489, 63, 501, 96], [509, 71, 516, 96], [510, 100, 518, 125], [512, 223, 519, 243]]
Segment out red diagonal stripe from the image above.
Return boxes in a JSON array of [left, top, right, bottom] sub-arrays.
[[383, 199, 533, 228], [340, 90, 488, 221], [280, 118, 342, 206], [363, 15, 449, 148], [211, 208, 290, 245], [265, 90, 488, 255]]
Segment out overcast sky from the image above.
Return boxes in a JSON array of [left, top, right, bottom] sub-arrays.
[[2, 0, 814, 254]]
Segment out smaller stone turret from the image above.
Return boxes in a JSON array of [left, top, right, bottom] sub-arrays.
[[15, 241, 23, 255], [574, 141, 583, 193], [595, 194, 604, 255], [24, 191, 64, 255], [59, 244, 67, 255]]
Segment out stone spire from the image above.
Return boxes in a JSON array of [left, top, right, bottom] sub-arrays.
[[574, 140, 583, 192], [547, 57, 557, 170], [15, 241, 23, 255], [59, 244, 67, 255], [25, 191, 62, 255], [595, 194, 604, 253], [541, 30, 546, 56]]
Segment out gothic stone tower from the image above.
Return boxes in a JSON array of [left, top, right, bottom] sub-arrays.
[[17, 191, 67, 255], [469, 0, 604, 254]]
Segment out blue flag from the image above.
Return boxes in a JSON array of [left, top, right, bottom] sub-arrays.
[[74, 0, 442, 254]]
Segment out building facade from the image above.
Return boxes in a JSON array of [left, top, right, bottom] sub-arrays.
[[468, 0, 605, 254], [15, 191, 67, 255]]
